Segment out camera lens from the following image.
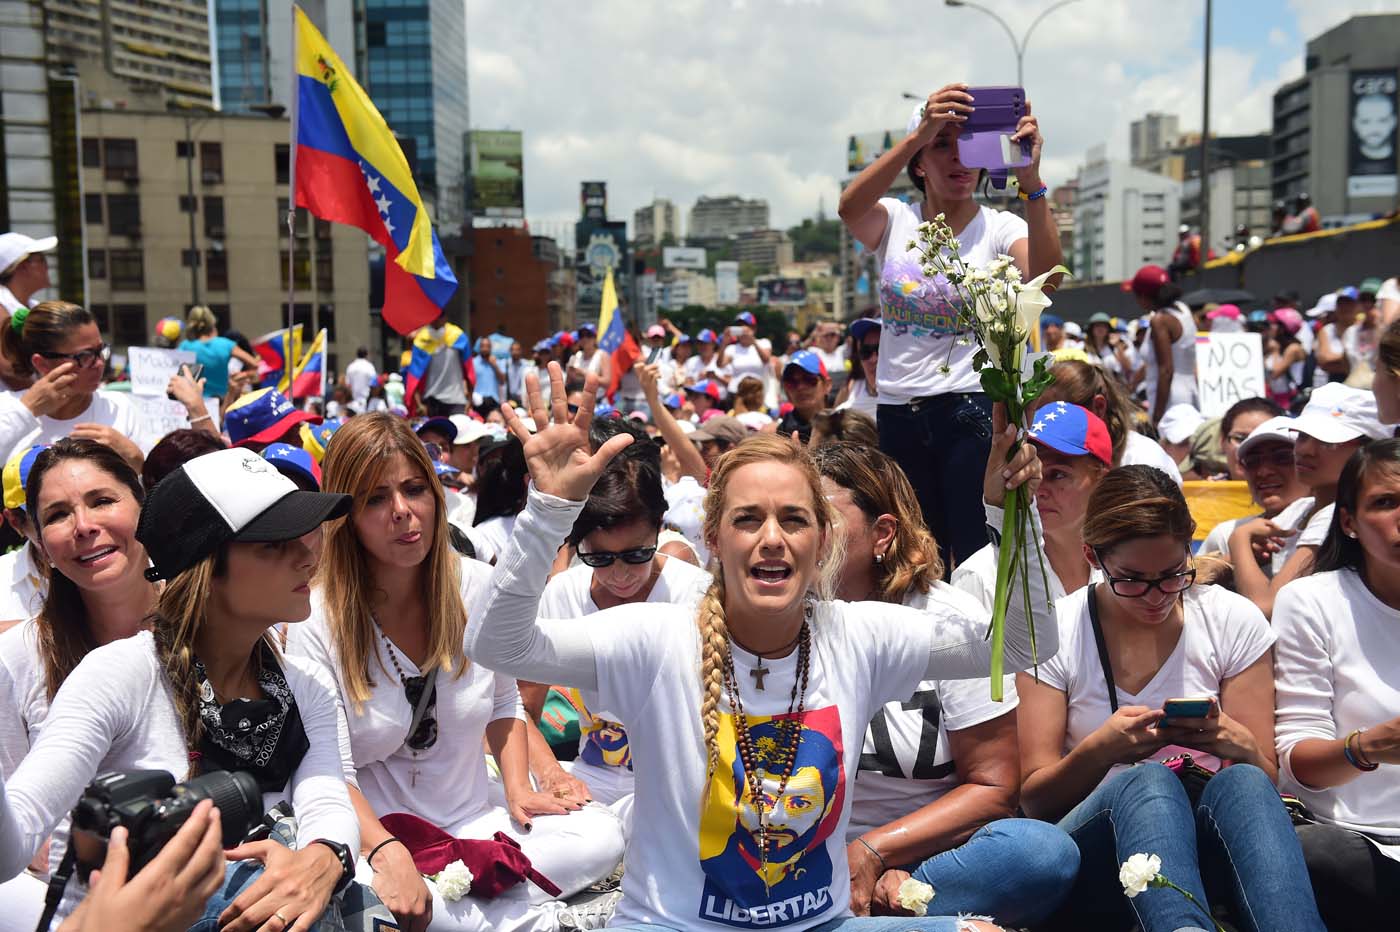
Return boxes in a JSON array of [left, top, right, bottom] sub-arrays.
[[178, 771, 263, 847]]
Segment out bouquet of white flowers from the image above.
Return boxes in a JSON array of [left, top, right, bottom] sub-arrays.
[[912, 213, 1069, 700]]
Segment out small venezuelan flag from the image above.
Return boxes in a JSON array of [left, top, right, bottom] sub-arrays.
[[292, 6, 456, 335], [252, 325, 303, 393], [290, 328, 328, 399]]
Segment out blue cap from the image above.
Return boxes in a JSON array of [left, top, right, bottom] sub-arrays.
[[734, 311, 757, 327], [225, 387, 320, 447], [1248, 309, 1269, 324], [1040, 313, 1065, 329], [1026, 401, 1112, 466], [416, 416, 457, 442], [849, 318, 882, 342], [261, 443, 321, 489], [675, 333, 692, 344], [1338, 286, 1359, 301], [782, 349, 828, 379], [532, 339, 551, 352], [697, 328, 719, 344], [594, 401, 617, 418], [432, 459, 459, 479], [663, 392, 683, 410]]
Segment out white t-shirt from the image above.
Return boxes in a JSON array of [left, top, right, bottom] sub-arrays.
[[0, 631, 357, 914], [345, 357, 378, 404], [465, 514, 516, 565], [0, 389, 144, 466], [813, 346, 847, 386], [1121, 430, 1184, 485], [1274, 570, 1400, 860], [540, 556, 712, 806], [1200, 495, 1313, 576], [1295, 502, 1334, 549], [952, 508, 1102, 612], [0, 546, 44, 623], [685, 354, 722, 385], [847, 583, 1016, 838], [1038, 584, 1275, 786], [287, 558, 524, 834], [874, 199, 1028, 404]]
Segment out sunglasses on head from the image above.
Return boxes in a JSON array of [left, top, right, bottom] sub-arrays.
[[577, 545, 657, 568], [401, 675, 438, 750]]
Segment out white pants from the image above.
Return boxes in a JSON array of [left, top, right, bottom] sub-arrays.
[[0, 871, 47, 932], [356, 786, 624, 932], [565, 760, 634, 843]]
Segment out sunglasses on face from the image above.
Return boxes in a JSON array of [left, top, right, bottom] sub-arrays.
[[783, 373, 820, 388], [402, 675, 438, 750], [858, 342, 880, 360], [39, 343, 110, 369], [1093, 547, 1196, 598], [1241, 448, 1295, 471], [577, 545, 657, 568]]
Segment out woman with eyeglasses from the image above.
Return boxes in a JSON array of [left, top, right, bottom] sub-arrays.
[[1216, 397, 1283, 481], [289, 413, 625, 932], [833, 319, 880, 422], [1274, 439, 1400, 930], [1017, 465, 1325, 932]]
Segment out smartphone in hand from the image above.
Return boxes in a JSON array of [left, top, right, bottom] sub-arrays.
[[1160, 697, 1216, 726]]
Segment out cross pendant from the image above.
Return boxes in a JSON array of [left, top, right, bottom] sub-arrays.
[[410, 765, 420, 788], [750, 660, 769, 691]]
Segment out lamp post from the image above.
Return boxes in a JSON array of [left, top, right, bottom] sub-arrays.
[[1198, 0, 1212, 270], [944, 0, 1081, 87]]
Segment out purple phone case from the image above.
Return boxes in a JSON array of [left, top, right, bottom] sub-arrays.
[[958, 85, 1032, 176]]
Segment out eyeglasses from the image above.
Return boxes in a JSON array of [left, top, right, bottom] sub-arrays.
[[38, 343, 110, 369], [402, 676, 438, 750], [1225, 432, 1251, 446], [1092, 548, 1196, 598], [858, 342, 880, 360], [577, 545, 657, 568], [1240, 448, 1294, 471]]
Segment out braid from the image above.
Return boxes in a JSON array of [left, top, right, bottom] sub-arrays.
[[696, 574, 729, 793]]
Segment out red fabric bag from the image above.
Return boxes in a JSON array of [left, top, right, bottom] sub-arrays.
[[379, 812, 562, 899]]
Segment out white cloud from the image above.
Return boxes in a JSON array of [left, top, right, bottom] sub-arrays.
[[463, 0, 1383, 233], [1288, 0, 1396, 43]]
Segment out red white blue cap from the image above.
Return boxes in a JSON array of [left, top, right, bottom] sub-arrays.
[[733, 311, 757, 327], [783, 349, 828, 379], [686, 379, 722, 401], [696, 328, 719, 344], [225, 388, 320, 447], [1027, 401, 1112, 466]]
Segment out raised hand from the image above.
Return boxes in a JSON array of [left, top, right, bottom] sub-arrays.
[[504, 362, 633, 502], [914, 83, 974, 142], [21, 361, 78, 417], [1012, 100, 1045, 188], [983, 402, 1042, 508]]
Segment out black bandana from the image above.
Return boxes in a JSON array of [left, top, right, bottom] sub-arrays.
[[193, 645, 310, 793]]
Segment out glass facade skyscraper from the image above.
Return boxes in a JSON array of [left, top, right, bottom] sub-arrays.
[[214, 0, 269, 112]]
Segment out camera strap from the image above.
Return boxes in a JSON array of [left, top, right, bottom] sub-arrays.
[[35, 845, 77, 932]]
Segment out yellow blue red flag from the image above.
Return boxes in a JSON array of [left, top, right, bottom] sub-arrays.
[[292, 6, 456, 334]]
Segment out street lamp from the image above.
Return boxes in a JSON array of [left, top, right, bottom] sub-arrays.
[[944, 0, 1082, 88]]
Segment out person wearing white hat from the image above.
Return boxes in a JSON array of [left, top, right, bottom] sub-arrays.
[[0, 233, 56, 318], [1232, 384, 1389, 618], [1156, 403, 1205, 468], [1201, 415, 1312, 576]]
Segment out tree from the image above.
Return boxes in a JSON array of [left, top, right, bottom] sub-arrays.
[[788, 217, 841, 262]]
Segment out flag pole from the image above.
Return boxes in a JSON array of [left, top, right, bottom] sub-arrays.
[[286, 4, 301, 401]]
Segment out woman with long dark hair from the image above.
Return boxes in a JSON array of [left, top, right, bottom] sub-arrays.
[[837, 83, 1063, 569], [1275, 439, 1400, 930], [467, 435, 529, 564]]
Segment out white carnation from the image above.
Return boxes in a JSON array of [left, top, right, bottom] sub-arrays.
[[434, 859, 474, 901], [1119, 853, 1161, 898], [895, 877, 935, 915]]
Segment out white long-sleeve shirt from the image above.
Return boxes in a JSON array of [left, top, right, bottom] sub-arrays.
[[464, 488, 1054, 931], [1274, 569, 1400, 860], [0, 631, 358, 891]]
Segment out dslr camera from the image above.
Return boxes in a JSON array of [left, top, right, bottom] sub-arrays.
[[69, 769, 262, 877]]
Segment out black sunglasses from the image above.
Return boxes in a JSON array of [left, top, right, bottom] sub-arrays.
[[577, 545, 657, 568], [858, 342, 880, 360], [1240, 448, 1294, 471], [402, 676, 438, 750], [1093, 547, 1196, 598], [39, 343, 110, 369]]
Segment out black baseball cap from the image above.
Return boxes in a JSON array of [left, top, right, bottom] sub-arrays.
[[137, 448, 351, 581]]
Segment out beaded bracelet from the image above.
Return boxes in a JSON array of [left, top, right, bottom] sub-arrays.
[[1343, 730, 1379, 772], [1018, 185, 1049, 202]]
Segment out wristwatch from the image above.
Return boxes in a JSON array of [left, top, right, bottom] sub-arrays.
[[311, 838, 356, 894]]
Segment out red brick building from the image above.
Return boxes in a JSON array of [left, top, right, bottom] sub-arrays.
[[468, 226, 556, 347]]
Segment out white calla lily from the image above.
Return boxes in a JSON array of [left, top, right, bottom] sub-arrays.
[[1011, 265, 1070, 344]]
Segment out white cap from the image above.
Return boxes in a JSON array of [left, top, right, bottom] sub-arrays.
[[1063, 321, 1084, 339], [0, 233, 57, 276], [1236, 415, 1298, 459], [1293, 383, 1389, 443], [734, 410, 773, 431], [1158, 404, 1204, 444], [1306, 293, 1337, 319], [448, 414, 489, 445]]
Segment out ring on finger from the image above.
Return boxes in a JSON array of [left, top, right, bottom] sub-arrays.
[[275, 911, 289, 924]]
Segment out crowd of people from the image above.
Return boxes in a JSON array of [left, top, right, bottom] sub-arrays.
[[0, 82, 1397, 932]]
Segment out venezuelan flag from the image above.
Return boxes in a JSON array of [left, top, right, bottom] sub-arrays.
[[293, 7, 456, 335], [597, 268, 640, 401], [290, 328, 328, 399], [252, 325, 303, 392], [404, 322, 473, 416]]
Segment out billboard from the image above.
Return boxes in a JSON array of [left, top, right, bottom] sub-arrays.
[[1348, 70, 1398, 199], [663, 246, 707, 269], [757, 277, 808, 305], [580, 181, 608, 220], [715, 260, 740, 305], [468, 130, 524, 218], [847, 128, 906, 174]]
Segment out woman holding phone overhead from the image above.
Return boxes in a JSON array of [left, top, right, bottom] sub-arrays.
[[837, 83, 1063, 570]]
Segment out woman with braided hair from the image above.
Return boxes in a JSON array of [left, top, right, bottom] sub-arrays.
[[466, 363, 1056, 932]]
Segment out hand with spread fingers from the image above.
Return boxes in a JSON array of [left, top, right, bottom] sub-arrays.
[[505, 362, 634, 503]]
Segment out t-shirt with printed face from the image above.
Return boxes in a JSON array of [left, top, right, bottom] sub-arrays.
[[873, 198, 1028, 405]]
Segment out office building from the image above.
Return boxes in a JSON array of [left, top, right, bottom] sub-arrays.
[[687, 195, 768, 239], [79, 108, 369, 365], [43, 0, 213, 106], [1181, 159, 1273, 254], [659, 270, 717, 311], [1073, 148, 1181, 283], [467, 226, 555, 347], [1272, 13, 1400, 224], [1131, 113, 1180, 169], [838, 142, 919, 317], [732, 229, 793, 275], [633, 198, 679, 247], [214, 0, 354, 115]]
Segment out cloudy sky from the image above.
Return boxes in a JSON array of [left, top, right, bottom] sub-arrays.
[[465, 0, 1395, 237]]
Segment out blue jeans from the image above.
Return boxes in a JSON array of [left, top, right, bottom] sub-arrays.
[[1052, 762, 1326, 932], [877, 395, 993, 572], [611, 917, 987, 931], [906, 817, 1078, 927]]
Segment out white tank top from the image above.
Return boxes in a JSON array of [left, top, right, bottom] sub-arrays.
[[1141, 302, 1199, 413], [726, 342, 766, 383]]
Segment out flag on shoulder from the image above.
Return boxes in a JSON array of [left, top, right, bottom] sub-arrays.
[[291, 6, 456, 335]]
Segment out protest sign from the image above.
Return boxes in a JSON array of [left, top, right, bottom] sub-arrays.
[[128, 346, 196, 397], [1196, 333, 1265, 417]]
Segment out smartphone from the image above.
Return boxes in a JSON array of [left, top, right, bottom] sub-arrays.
[[184, 363, 204, 382], [1160, 697, 1216, 724], [728, 326, 743, 338]]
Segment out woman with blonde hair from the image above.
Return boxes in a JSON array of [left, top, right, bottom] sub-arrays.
[[813, 442, 1077, 928], [288, 412, 625, 932], [180, 304, 260, 399], [466, 363, 1054, 932], [0, 446, 362, 929]]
